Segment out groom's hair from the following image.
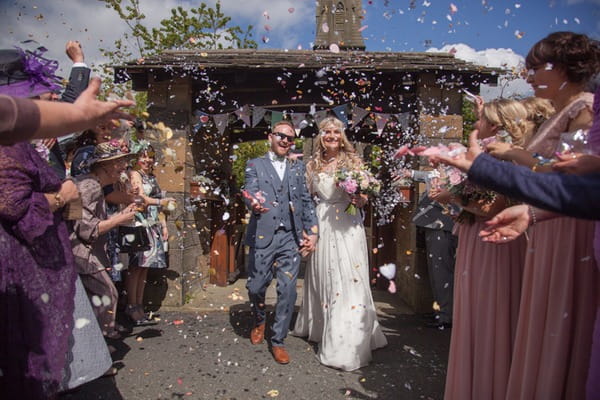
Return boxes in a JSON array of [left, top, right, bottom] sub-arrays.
[[272, 120, 295, 133]]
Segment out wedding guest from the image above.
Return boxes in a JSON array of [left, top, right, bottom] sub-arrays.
[[520, 96, 554, 133], [70, 142, 137, 338], [399, 168, 457, 329], [435, 99, 533, 400], [0, 45, 115, 400], [292, 116, 387, 371], [485, 31, 599, 400], [0, 80, 133, 144], [125, 145, 173, 324], [243, 120, 318, 365]]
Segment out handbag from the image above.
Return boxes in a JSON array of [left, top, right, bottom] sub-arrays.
[[118, 224, 151, 253]]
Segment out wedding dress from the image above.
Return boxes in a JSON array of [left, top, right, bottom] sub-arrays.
[[292, 172, 387, 371]]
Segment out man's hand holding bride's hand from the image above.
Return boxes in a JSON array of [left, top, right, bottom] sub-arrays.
[[299, 230, 318, 257]]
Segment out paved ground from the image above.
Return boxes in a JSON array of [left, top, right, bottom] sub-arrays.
[[59, 279, 451, 400]]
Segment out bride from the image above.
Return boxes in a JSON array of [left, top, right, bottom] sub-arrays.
[[292, 116, 387, 371]]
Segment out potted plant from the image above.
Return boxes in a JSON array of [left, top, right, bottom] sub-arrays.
[[189, 174, 217, 200], [392, 177, 413, 203]]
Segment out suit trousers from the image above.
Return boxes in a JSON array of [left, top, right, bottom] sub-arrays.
[[246, 229, 299, 347], [424, 229, 457, 324]]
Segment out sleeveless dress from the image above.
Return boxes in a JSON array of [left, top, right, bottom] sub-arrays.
[[292, 173, 387, 371], [129, 172, 167, 269], [506, 92, 598, 400], [444, 213, 527, 399]]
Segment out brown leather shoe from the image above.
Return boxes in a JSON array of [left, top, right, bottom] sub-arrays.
[[271, 346, 290, 364], [250, 323, 265, 345]]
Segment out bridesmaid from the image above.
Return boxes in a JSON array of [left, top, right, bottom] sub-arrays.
[[487, 31, 600, 399], [434, 99, 533, 400]]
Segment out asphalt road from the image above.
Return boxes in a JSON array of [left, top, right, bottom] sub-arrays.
[[59, 307, 450, 400]]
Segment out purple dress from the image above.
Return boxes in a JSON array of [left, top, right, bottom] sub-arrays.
[[0, 142, 77, 399]]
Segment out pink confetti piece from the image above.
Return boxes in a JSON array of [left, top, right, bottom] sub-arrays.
[[358, 25, 368, 32], [288, 7, 295, 13], [329, 43, 340, 53]]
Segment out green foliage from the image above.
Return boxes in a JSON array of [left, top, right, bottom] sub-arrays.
[[461, 97, 477, 142], [97, 0, 257, 115], [232, 141, 270, 188]]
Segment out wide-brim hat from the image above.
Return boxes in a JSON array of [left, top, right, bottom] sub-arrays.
[[89, 142, 135, 167], [0, 47, 62, 98]]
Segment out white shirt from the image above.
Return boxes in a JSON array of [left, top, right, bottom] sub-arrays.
[[268, 151, 286, 181]]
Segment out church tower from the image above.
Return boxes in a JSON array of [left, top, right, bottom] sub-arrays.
[[314, 0, 366, 51]]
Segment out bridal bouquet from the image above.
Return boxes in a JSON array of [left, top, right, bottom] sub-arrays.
[[335, 167, 381, 215]]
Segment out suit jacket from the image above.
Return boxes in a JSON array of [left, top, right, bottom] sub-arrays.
[[243, 155, 318, 249], [469, 153, 600, 220], [49, 65, 91, 179], [412, 195, 455, 231], [409, 169, 455, 231]]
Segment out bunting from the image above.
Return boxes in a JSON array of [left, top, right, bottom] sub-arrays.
[[192, 105, 412, 136], [213, 113, 230, 135], [234, 105, 252, 127]]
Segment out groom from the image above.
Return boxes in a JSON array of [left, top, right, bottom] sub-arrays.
[[243, 120, 319, 364]]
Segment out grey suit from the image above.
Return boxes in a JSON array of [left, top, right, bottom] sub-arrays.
[[243, 155, 318, 346], [411, 170, 457, 324]]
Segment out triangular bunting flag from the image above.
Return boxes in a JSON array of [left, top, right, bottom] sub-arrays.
[[270, 111, 283, 130], [252, 107, 267, 127], [333, 104, 348, 126], [396, 112, 410, 130], [375, 113, 391, 135], [234, 105, 252, 127], [213, 113, 230, 135], [351, 106, 369, 127]]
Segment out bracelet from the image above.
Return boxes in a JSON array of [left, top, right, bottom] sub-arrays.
[[528, 206, 537, 226], [54, 192, 65, 209]]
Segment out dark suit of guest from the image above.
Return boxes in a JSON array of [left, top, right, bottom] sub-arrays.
[[468, 153, 600, 220], [243, 153, 318, 347], [411, 170, 458, 325], [48, 64, 90, 179]]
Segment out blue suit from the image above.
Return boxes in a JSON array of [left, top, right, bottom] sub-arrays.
[[243, 155, 318, 346]]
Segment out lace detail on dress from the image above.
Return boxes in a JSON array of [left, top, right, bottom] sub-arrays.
[[526, 92, 594, 157]]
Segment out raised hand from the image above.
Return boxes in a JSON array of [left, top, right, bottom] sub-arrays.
[[430, 129, 483, 173], [479, 204, 530, 243]]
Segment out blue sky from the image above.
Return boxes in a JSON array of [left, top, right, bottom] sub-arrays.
[[0, 0, 598, 84]]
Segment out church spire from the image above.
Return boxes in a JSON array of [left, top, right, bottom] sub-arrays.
[[314, 0, 366, 51]]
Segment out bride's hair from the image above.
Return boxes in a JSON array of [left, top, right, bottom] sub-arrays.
[[306, 117, 363, 189]]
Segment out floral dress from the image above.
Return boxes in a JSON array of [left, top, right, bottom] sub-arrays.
[[129, 171, 167, 269]]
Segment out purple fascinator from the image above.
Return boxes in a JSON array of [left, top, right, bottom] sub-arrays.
[[0, 46, 62, 98]]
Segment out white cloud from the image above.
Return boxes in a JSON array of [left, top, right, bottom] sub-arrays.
[[427, 43, 533, 100], [0, 0, 315, 76]]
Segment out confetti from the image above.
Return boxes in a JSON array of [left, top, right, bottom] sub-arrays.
[[267, 389, 279, 397]]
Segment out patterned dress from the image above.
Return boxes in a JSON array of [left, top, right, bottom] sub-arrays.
[[129, 171, 167, 269]]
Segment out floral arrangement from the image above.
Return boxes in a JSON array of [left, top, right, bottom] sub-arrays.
[[190, 174, 216, 194], [335, 167, 381, 215]]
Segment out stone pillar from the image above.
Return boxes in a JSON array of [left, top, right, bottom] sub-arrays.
[[141, 76, 209, 308]]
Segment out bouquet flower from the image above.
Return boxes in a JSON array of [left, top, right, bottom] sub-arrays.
[[335, 167, 381, 215]]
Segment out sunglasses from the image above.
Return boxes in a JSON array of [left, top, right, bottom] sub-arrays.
[[272, 132, 295, 143]]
